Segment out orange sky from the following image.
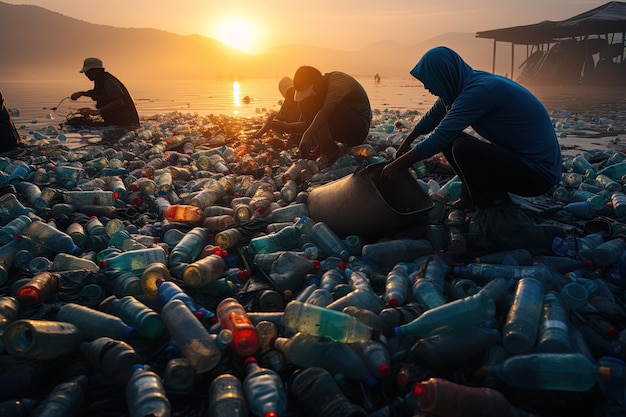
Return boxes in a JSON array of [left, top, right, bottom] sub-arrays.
[[3, 0, 607, 53]]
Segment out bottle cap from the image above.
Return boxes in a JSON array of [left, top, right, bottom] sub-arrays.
[[124, 326, 137, 339], [378, 363, 391, 378], [412, 382, 425, 396], [388, 297, 399, 308], [394, 326, 403, 337], [244, 356, 257, 365]]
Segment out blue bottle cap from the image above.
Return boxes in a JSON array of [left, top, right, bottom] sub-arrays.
[[452, 266, 461, 275], [71, 245, 83, 256], [124, 326, 137, 339], [394, 326, 402, 337]]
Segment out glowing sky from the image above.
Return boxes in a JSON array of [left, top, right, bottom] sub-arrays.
[[3, 0, 608, 53]]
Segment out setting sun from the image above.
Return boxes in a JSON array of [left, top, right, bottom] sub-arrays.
[[212, 16, 260, 53]]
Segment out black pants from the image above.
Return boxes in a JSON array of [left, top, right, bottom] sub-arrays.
[[442, 133, 554, 208]]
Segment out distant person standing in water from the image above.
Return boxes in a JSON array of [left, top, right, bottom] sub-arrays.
[[291, 66, 372, 165], [0, 90, 25, 156], [381, 46, 562, 253], [252, 76, 302, 139], [70, 57, 139, 132]]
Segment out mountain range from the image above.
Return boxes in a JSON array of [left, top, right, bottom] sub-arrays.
[[0, 1, 523, 81]]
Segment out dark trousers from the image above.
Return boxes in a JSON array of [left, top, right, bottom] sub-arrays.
[[442, 133, 554, 208]]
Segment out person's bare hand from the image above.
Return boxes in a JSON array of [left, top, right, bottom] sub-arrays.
[[79, 107, 98, 117], [71, 92, 82, 101], [298, 132, 316, 158]]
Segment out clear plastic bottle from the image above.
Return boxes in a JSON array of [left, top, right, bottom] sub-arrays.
[[216, 297, 260, 357], [412, 278, 446, 310], [282, 299, 375, 343], [99, 247, 168, 274], [592, 236, 626, 267], [384, 263, 410, 307], [160, 299, 220, 373], [537, 293, 572, 353], [413, 377, 539, 417], [80, 337, 141, 385], [163, 358, 195, 392], [57, 302, 136, 340], [24, 220, 82, 256], [62, 190, 115, 207], [362, 239, 433, 268], [0, 214, 32, 245], [208, 373, 249, 417], [99, 295, 165, 339], [452, 262, 557, 288], [168, 227, 208, 264], [243, 356, 288, 417], [483, 352, 613, 392], [350, 338, 392, 378], [30, 375, 88, 417], [3, 319, 82, 359], [503, 278, 545, 354], [156, 279, 210, 318], [65, 222, 87, 247], [395, 292, 495, 339], [272, 331, 376, 386], [214, 228, 242, 250], [0, 295, 18, 352], [611, 192, 626, 217], [50, 253, 99, 272], [247, 225, 301, 254], [311, 222, 350, 261], [126, 364, 171, 417], [182, 254, 226, 288]]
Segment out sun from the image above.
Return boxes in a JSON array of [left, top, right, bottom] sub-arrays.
[[213, 16, 259, 53]]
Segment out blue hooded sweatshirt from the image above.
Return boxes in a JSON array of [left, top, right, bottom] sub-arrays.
[[409, 46, 562, 185]]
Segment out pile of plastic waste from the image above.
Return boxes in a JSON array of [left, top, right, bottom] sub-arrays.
[[0, 108, 626, 417]]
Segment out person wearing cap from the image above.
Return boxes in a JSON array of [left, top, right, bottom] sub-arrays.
[[252, 76, 302, 139], [292, 66, 372, 164], [380, 46, 562, 253], [70, 57, 139, 129]]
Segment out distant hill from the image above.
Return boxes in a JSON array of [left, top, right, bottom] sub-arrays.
[[0, 1, 524, 82]]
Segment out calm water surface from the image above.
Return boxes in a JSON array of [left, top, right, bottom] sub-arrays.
[[2, 78, 626, 129]]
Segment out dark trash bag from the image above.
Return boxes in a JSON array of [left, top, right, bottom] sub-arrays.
[[307, 162, 433, 237]]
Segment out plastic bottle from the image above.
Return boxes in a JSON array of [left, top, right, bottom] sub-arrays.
[[141, 262, 171, 298], [162, 204, 203, 224], [596, 160, 626, 181], [182, 254, 226, 288], [267, 203, 308, 223], [57, 302, 136, 340], [537, 293, 572, 353], [311, 222, 350, 260], [65, 222, 87, 247], [168, 227, 208, 264], [99, 295, 165, 339], [0, 214, 31, 245], [126, 364, 171, 417], [50, 253, 98, 272], [214, 228, 243, 250], [216, 297, 260, 357], [156, 279, 211, 319], [0, 193, 34, 221], [559, 282, 589, 311], [326, 286, 386, 314], [483, 352, 613, 392], [412, 277, 446, 311], [413, 377, 539, 417], [320, 268, 346, 292], [395, 292, 495, 338], [99, 247, 168, 274], [452, 262, 557, 288], [383, 263, 410, 307], [154, 357, 191, 393], [502, 278, 545, 354], [350, 338, 392, 378], [247, 225, 301, 254], [30, 375, 88, 417], [15, 271, 59, 307], [24, 220, 82, 255], [282, 300, 375, 343], [0, 295, 18, 352], [611, 192, 626, 217], [3, 319, 82, 359], [80, 337, 141, 385], [362, 239, 433, 268], [272, 332, 377, 386], [592, 237, 626, 267], [160, 299, 220, 373], [208, 373, 249, 417], [243, 356, 287, 417], [409, 327, 502, 371], [62, 190, 115, 207]]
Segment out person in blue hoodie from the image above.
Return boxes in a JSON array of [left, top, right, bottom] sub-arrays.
[[381, 46, 563, 253]]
